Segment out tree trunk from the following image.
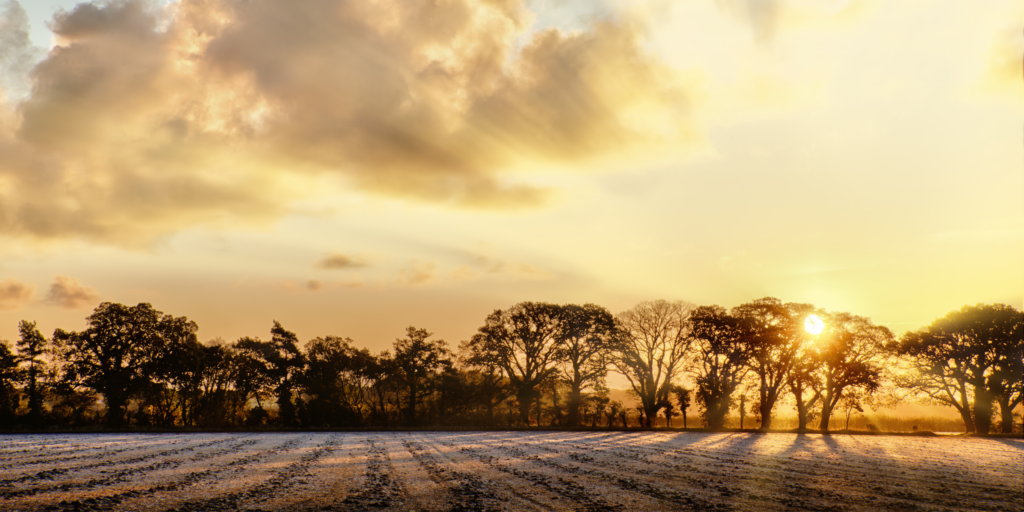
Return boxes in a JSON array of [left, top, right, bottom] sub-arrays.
[[517, 388, 533, 425], [106, 394, 126, 427], [820, 376, 836, 431], [997, 394, 1015, 434], [972, 385, 994, 435], [407, 381, 418, 426], [568, 381, 582, 428], [956, 382, 976, 433], [758, 379, 771, 430], [27, 365, 41, 425], [794, 393, 809, 431], [644, 403, 658, 429]]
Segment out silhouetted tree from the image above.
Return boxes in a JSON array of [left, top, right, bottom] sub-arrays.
[[234, 322, 306, 427], [391, 327, 452, 426], [145, 314, 202, 426], [16, 321, 48, 426], [192, 342, 237, 427], [459, 339, 512, 426], [733, 298, 815, 430], [893, 304, 1020, 434], [672, 385, 691, 429], [0, 341, 18, 427], [690, 305, 749, 429], [229, 341, 274, 423], [815, 312, 890, 431], [838, 389, 869, 430], [991, 313, 1024, 433], [787, 356, 823, 431], [302, 335, 368, 427], [555, 303, 617, 427], [612, 300, 695, 428], [469, 302, 564, 425], [52, 302, 175, 427]]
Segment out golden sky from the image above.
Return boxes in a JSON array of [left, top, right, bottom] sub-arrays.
[[0, 0, 1021, 355]]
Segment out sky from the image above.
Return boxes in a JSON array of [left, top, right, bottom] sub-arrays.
[[0, 0, 1022, 362]]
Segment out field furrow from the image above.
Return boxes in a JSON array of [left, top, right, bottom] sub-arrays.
[[0, 432, 1019, 512]]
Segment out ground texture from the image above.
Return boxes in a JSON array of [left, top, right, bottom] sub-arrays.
[[0, 432, 1020, 511]]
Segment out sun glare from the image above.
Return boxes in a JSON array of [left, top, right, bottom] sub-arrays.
[[805, 314, 824, 335]]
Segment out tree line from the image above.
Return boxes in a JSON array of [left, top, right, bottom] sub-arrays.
[[0, 299, 1020, 433]]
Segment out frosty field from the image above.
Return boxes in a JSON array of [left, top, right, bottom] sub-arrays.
[[1, 432, 1020, 512]]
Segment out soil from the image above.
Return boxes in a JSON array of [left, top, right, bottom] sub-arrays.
[[1, 432, 1020, 511]]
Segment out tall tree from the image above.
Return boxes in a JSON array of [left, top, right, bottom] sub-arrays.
[[391, 327, 452, 426], [689, 305, 749, 429], [16, 320, 48, 425], [52, 302, 174, 427], [459, 339, 512, 426], [612, 300, 695, 428], [990, 311, 1024, 433], [732, 298, 815, 430], [893, 304, 1021, 434], [815, 312, 891, 431], [555, 303, 617, 427], [469, 302, 564, 425], [193, 342, 237, 427], [0, 341, 18, 426], [234, 321, 306, 427], [150, 314, 202, 426], [302, 335, 369, 427]]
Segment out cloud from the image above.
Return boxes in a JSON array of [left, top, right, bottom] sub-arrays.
[[398, 260, 436, 286], [981, 27, 1024, 103], [0, 277, 34, 309], [315, 252, 369, 270], [450, 251, 555, 281], [45, 274, 99, 308], [0, 0, 696, 246], [0, 0, 42, 102], [714, 0, 873, 42], [717, 0, 782, 41]]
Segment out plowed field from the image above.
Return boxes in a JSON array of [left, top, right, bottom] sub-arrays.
[[1, 432, 1020, 511]]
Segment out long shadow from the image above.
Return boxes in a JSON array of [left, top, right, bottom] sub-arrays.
[[990, 437, 1024, 451]]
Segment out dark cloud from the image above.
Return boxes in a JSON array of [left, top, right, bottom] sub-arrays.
[[0, 277, 34, 309], [45, 274, 99, 308], [0, 0, 694, 245], [316, 252, 368, 269]]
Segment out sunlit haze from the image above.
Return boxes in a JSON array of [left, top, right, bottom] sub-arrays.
[[1, 0, 1021, 361]]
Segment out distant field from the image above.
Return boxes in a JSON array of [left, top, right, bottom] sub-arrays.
[[1, 432, 1021, 511]]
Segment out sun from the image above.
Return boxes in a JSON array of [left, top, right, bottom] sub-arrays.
[[804, 314, 824, 335]]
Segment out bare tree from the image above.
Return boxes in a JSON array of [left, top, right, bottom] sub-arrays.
[[612, 300, 696, 428]]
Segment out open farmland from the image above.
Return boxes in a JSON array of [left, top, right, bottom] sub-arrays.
[[0, 432, 1021, 512]]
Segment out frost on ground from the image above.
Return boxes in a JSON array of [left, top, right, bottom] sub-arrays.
[[0, 432, 1020, 511]]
